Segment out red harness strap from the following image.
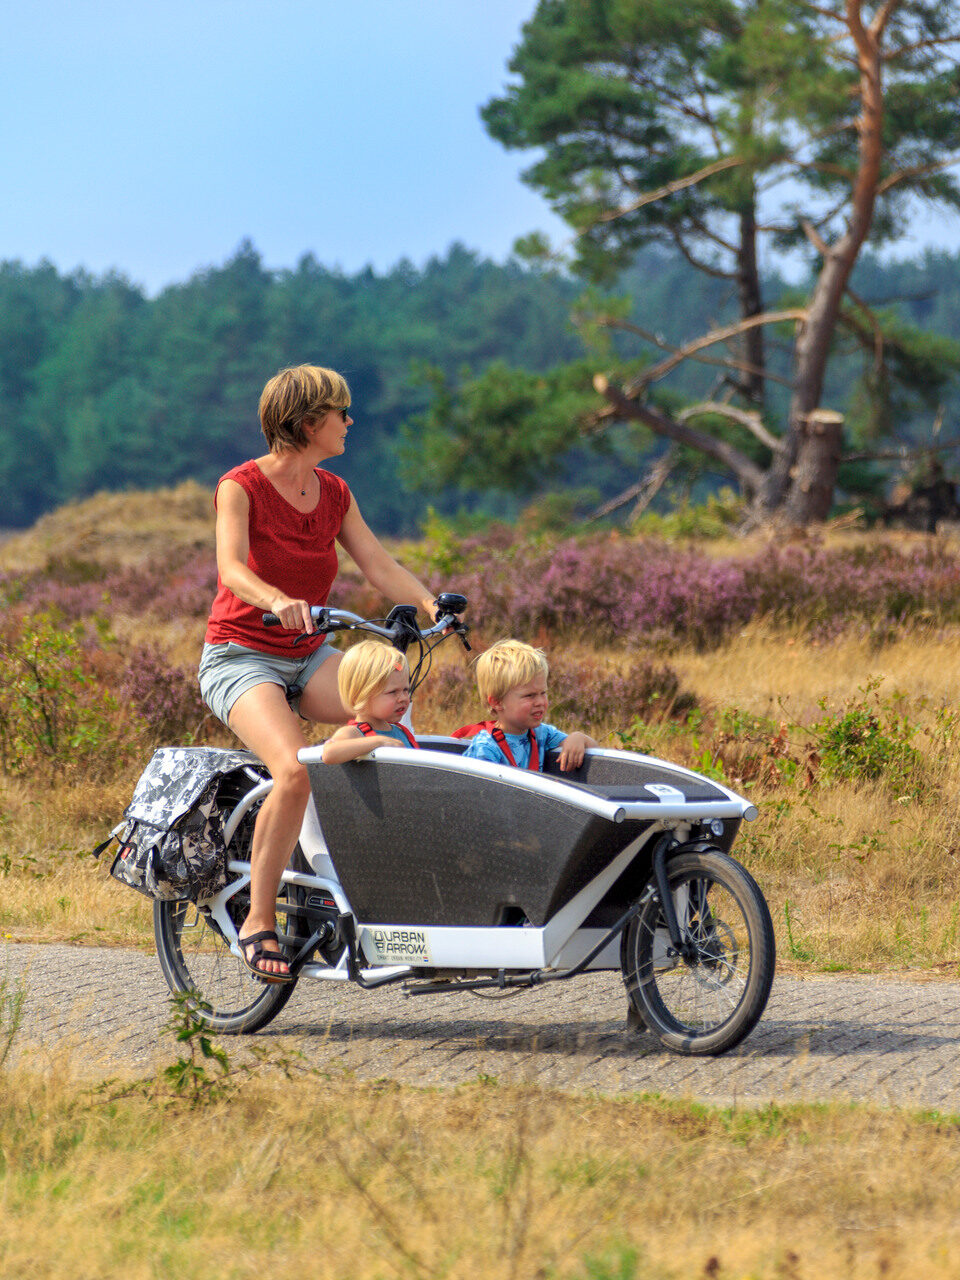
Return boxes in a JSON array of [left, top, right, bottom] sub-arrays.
[[451, 719, 497, 739], [349, 719, 420, 748], [490, 726, 539, 771]]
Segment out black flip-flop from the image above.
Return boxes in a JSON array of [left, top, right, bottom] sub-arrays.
[[238, 930, 293, 984]]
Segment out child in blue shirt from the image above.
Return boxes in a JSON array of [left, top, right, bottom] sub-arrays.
[[461, 639, 598, 772], [322, 640, 419, 763]]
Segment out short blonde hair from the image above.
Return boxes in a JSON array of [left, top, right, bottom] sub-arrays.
[[258, 364, 351, 452], [475, 639, 549, 707], [337, 640, 409, 715]]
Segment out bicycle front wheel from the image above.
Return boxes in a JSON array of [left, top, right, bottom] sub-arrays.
[[621, 847, 775, 1056]]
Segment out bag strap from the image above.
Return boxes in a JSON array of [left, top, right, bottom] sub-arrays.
[[92, 833, 117, 859], [92, 819, 132, 860]]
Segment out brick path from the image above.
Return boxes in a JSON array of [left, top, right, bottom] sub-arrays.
[[3, 942, 959, 1110]]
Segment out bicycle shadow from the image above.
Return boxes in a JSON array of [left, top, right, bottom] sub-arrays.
[[264, 1002, 958, 1064]]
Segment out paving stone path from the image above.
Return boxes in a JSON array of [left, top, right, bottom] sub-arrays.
[[3, 941, 959, 1110]]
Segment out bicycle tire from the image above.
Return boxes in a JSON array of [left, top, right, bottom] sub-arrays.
[[621, 847, 775, 1056], [153, 792, 307, 1035]]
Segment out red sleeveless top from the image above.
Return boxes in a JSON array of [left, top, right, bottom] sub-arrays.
[[205, 460, 352, 656]]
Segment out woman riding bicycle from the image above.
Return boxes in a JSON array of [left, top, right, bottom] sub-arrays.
[[198, 364, 441, 983]]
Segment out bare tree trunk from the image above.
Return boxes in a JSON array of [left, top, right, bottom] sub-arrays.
[[755, 0, 887, 525], [736, 203, 765, 410], [783, 410, 845, 522]]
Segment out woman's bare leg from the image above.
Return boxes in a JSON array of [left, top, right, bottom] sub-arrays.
[[297, 647, 345, 723], [227, 658, 347, 978], [228, 682, 311, 978]]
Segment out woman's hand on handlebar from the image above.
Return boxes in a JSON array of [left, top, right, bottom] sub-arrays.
[[430, 591, 470, 648], [267, 594, 315, 634]]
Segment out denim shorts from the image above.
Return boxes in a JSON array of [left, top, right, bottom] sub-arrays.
[[198, 640, 338, 727]]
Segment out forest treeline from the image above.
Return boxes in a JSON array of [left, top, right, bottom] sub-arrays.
[[2, 237, 959, 533]]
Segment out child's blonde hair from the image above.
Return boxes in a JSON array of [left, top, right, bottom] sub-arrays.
[[475, 639, 549, 707], [337, 640, 409, 715]]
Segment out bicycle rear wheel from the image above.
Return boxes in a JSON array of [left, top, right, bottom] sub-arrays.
[[153, 788, 306, 1034], [621, 847, 775, 1056]]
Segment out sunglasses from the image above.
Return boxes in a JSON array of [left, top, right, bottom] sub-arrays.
[[328, 407, 350, 423]]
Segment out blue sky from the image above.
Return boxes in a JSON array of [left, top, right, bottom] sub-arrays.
[[1, 0, 956, 296], [0, 0, 567, 294]]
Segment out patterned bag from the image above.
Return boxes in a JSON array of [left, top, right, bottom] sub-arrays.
[[94, 747, 267, 901]]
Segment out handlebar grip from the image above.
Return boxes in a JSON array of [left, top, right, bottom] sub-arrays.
[[262, 606, 329, 630]]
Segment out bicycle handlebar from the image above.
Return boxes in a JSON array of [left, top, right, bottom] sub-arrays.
[[262, 595, 469, 695], [262, 594, 470, 652], [263, 604, 461, 639]]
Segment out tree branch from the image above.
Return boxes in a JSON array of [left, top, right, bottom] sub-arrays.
[[592, 314, 794, 388], [882, 34, 960, 61], [586, 449, 677, 522], [669, 229, 737, 280], [596, 155, 747, 224], [846, 0, 873, 60], [625, 68, 717, 128], [838, 291, 885, 371], [877, 155, 960, 195], [687, 213, 740, 255], [623, 308, 807, 395], [798, 1, 845, 21], [677, 401, 784, 453], [592, 375, 769, 495], [868, 0, 899, 41], [843, 436, 960, 463]]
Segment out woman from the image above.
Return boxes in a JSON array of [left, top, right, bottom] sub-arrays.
[[199, 364, 439, 982]]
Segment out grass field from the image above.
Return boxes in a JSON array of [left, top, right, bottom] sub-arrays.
[[2, 994, 960, 1280]]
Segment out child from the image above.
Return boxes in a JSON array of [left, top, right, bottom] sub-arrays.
[[461, 639, 598, 773], [321, 640, 419, 764]]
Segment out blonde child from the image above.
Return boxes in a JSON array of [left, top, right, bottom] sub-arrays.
[[321, 640, 419, 764], [461, 639, 597, 772]]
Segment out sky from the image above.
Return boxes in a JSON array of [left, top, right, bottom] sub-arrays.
[[0, 0, 568, 295], [1, 0, 957, 296]]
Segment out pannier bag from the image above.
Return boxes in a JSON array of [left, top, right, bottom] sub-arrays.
[[94, 747, 267, 901]]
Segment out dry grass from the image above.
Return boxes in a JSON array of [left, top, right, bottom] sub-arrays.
[[0, 480, 215, 574], [670, 620, 960, 716], [2, 1052, 960, 1280], [660, 622, 960, 973]]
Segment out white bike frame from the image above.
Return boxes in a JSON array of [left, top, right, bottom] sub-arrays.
[[206, 746, 757, 987]]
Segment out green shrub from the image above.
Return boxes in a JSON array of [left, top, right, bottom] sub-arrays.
[[808, 679, 922, 794], [0, 612, 117, 778], [631, 489, 744, 540]]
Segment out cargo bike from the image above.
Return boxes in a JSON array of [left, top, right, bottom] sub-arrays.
[[113, 595, 774, 1057]]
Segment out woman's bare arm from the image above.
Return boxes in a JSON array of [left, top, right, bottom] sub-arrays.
[[337, 496, 437, 619]]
